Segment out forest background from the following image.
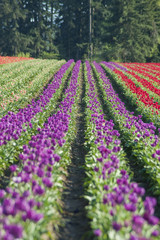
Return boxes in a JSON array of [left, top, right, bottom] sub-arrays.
[[0, 0, 160, 62]]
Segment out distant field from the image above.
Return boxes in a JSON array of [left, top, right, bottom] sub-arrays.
[[0, 58, 65, 113], [0, 56, 34, 65], [0, 59, 160, 240]]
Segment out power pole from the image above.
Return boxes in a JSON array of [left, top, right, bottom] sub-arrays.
[[89, 0, 92, 61]]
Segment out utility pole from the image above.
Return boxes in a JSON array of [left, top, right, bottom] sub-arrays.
[[89, 0, 92, 61]]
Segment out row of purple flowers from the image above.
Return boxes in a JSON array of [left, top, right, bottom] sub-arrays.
[[94, 62, 160, 194], [0, 61, 81, 239], [0, 60, 74, 175], [0, 60, 74, 146], [84, 60, 159, 240]]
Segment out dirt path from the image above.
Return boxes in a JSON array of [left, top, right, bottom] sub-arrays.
[[58, 70, 92, 240]]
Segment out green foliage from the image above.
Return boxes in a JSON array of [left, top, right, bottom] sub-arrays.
[[0, 0, 27, 56], [91, 0, 160, 62], [40, 52, 60, 60], [55, 0, 89, 60], [0, 0, 59, 58], [17, 52, 31, 58]]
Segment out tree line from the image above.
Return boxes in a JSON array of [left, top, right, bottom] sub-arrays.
[[0, 0, 160, 62]]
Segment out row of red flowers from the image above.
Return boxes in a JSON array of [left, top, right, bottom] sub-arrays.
[[125, 71, 160, 95], [120, 64, 160, 86], [113, 69, 160, 112], [0, 56, 34, 65], [122, 63, 160, 76]]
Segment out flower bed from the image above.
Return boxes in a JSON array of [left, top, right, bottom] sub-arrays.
[[93, 62, 160, 194], [0, 60, 65, 113], [120, 63, 160, 78], [102, 62, 160, 111], [0, 56, 34, 65], [114, 69, 160, 103], [84, 60, 159, 240], [0, 61, 82, 239], [0, 60, 74, 175], [101, 62, 160, 127], [120, 64, 160, 84]]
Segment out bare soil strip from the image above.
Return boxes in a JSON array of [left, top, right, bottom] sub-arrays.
[[58, 69, 92, 240]]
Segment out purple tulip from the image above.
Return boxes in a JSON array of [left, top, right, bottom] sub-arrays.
[[94, 229, 102, 236], [112, 221, 122, 231], [4, 224, 23, 238]]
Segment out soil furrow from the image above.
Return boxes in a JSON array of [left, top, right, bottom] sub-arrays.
[[58, 68, 92, 240]]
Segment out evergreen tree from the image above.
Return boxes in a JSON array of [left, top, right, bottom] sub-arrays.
[[146, 0, 160, 62], [19, 0, 48, 57], [55, 0, 89, 60], [19, 0, 59, 58], [0, 0, 26, 55], [117, 0, 159, 62], [91, 0, 113, 61], [99, 0, 160, 62]]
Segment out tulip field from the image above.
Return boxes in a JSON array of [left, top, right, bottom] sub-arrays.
[[0, 57, 160, 240], [0, 56, 34, 65]]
